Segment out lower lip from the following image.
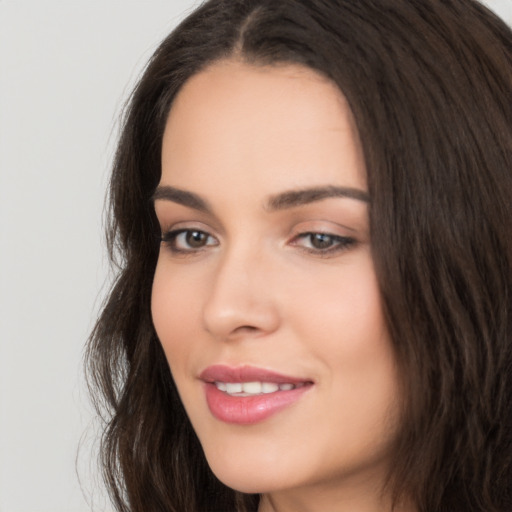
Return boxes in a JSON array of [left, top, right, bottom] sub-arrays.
[[203, 383, 312, 425]]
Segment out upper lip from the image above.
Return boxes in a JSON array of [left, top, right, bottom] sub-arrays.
[[199, 364, 313, 384]]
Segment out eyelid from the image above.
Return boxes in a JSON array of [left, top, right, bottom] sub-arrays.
[[289, 220, 358, 239], [157, 218, 215, 236], [159, 223, 219, 255], [287, 220, 360, 255], [161, 228, 217, 242], [289, 231, 357, 256]]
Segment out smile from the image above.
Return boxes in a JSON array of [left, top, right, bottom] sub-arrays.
[[200, 365, 313, 424], [215, 381, 306, 396]]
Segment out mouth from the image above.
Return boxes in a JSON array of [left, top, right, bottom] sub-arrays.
[[214, 381, 307, 396], [199, 365, 314, 425]]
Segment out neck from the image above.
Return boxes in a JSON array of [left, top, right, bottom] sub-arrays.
[[257, 475, 416, 512]]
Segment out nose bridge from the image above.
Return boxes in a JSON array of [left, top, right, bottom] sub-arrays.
[[202, 238, 278, 339]]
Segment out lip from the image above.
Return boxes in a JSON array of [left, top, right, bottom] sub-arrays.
[[199, 365, 314, 425]]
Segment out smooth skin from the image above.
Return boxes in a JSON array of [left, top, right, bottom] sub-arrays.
[[151, 60, 413, 512]]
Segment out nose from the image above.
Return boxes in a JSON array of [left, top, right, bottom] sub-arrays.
[[202, 246, 280, 341]]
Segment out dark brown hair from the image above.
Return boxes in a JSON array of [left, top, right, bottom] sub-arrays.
[[86, 1, 512, 511]]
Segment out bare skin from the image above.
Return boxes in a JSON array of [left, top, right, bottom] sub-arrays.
[[152, 60, 416, 512]]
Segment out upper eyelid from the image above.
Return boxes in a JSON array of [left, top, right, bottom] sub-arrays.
[[158, 218, 360, 242], [160, 229, 219, 253], [289, 220, 360, 238], [155, 213, 225, 237], [291, 232, 355, 245], [159, 220, 216, 234], [154, 198, 366, 228], [159, 225, 355, 239], [153, 200, 223, 234], [161, 227, 217, 240]]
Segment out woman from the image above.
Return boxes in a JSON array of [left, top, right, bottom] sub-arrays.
[[87, 0, 512, 511]]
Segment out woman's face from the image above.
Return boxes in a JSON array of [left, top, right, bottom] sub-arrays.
[[152, 60, 401, 506]]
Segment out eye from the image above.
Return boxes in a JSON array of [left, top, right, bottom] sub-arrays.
[[161, 229, 218, 253], [292, 232, 356, 255]]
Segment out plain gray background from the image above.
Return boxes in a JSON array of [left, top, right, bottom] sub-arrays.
[[0, 1, 510, 511]]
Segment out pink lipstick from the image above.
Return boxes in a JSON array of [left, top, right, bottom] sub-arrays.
[[199, 365, 313, 425]]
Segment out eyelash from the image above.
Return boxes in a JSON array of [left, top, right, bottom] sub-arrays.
[[160, 229, 218, 254], [159, 229, 356, 257], [291, 232, 356, 256]]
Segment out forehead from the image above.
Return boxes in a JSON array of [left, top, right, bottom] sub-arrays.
[[160, 60, 367, 194]]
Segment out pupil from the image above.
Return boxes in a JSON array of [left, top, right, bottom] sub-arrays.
[[186, 231, 206, 248], [311, 233, 332, 249]]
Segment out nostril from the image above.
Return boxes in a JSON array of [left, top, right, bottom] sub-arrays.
[[233, 325, 260, 334]]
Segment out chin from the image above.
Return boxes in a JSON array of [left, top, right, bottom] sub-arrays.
[[201, 441, 302, 494], [208, 464, 293, 495]]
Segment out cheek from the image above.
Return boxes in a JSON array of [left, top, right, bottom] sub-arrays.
[[289, 255, 388, 357], [289, 257, 398, 424], [150, 249, 401, 490], [151, 260, 202, 372]]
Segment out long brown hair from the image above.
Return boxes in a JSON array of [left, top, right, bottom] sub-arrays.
[[86, 1, 512, 511]]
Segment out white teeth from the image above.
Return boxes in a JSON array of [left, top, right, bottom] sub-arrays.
[[261, 382, 279, 393], [215, 381, 298, 396], [242, 381, 262, 394], [225, 383, 243, 394]]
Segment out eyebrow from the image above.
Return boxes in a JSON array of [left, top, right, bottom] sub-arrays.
[[151, 184, 369, 213], [266, 185, 369, 211], [151, 186, 211, 213]]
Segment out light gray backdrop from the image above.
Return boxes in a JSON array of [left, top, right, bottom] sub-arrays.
[[0, 1, 510, 511]]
